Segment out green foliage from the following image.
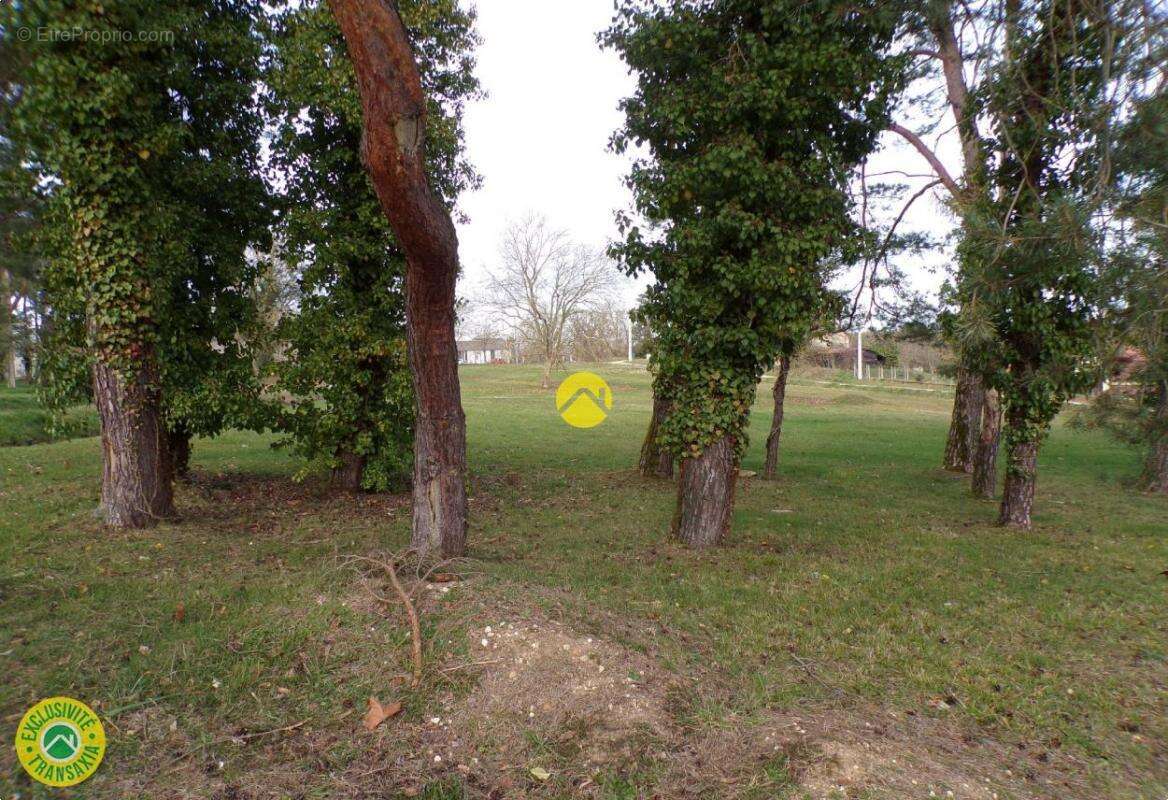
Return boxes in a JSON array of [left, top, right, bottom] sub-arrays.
[[1077, 86, 1168, 471], [953, 0, 1123, 458], [604, 0, 906, 460], [4, 0, 271, 439], [263, 0, 479, 490]]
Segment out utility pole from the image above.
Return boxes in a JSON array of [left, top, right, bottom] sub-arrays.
[[855, 327, 863, 381]]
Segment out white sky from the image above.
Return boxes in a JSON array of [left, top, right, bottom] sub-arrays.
[[453, 0, 963, 324]]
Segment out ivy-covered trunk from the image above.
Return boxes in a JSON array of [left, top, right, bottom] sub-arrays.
[[639, 393, 673, 478], [998, 435, 1038, 529], [1143, 380, 1168, 494], [763, 355, 791, 480], [331, 0, 469, 557], [93, 357, 174, 528], [168, 424, 193, 480], [332, 449, 366, 493], [672, 435, 736, 548], [944, 367, 984, 472], [971, 389, 1001, 498]]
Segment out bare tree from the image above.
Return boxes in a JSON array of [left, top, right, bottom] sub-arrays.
[[568, 300, 628, 363], [478, 215, 618, 388]]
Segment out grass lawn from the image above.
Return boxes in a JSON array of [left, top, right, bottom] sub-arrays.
[[0, 384, 100, 447], [1, 364, 1165, 799]]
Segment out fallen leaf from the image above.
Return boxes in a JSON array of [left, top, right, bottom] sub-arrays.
[[363, 696, 401, 731], [529, 767, 551, 781], [173, 603, 186, 623]]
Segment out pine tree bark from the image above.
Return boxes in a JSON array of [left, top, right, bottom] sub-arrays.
[[944, 367, 984, 472], [329, 0, 468, 558], [763, 355, 791, 480], [672, 435, 736, 548], [998, 435, 1038, 529], [332, 449, 367, 493], [971, 389, 1001, 498], [639, 393, 673, 478], [168, 424, 193, 480], [92, 356, 174, 528], [1143, 379, 1168, 494]]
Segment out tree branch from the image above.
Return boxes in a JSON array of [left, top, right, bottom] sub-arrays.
[[889, 123, 963, 199]]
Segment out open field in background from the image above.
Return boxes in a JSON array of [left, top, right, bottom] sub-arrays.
[[0, 384, 100, 447], [1, 363, 1165, 799]]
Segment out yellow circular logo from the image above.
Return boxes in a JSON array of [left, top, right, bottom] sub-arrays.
[[14, 697, 106, 787], [556, 371, 613, 429]]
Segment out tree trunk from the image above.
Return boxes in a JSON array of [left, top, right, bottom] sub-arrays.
[[763, 355, 791, 480], [92, 356, 174, 528], [541, 360, 552, 390], [672, 435, 736, 548], [1, 268, 15, 389], [330, 0, 468, 558], [168, 424, 193, 481], [944, 367, 984, 472], [998, 437, 1038, 529], [332, 448, 367, 492], [4, 343, 14, 389], [1142, 379, 1168, 494], [639, 393, 673, 478], [971, 389, 1001, 498]]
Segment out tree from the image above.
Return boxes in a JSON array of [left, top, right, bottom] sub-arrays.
[[156, 3, 271, 478], [7, 1, 271, 515], [567, 301, 629, 363], [637, 321, 675, 479], [762, 354, 791, 480], [1113, 89, 1168, 493], [971, 389, 1001, 498], [605, 0, 906, 547], [0, 130, 41, 389], [7, 2, 183, 525], [893, 2, 996, 477], [478, 215, 617, 388], [1076, 87, 1168, 493], [327, 0, 479, 557], [265, 0, 478, 493], [957, 0, 1142, 528]]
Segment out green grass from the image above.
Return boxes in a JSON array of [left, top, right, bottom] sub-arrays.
[[0, 384, 100, 446], [1, 363, 1165, 798]]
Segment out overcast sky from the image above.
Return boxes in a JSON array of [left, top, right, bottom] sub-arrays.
[[453, 0, 963, 323]]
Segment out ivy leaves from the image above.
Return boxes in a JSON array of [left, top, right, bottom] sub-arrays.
[[605, 0, 905, 459]]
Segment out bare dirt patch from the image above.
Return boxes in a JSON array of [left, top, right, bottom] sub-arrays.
[[660, 704, 1090, 800], [341, 587, 677, 798], [337, 584, 1098, 799]]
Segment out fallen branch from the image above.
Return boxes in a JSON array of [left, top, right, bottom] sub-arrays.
[[232, 718, 309, 742], [350, 552, 424, 689], [438, 659, 502, 673]]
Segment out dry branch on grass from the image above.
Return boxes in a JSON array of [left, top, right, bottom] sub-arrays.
[[349, 552, 424, 688]]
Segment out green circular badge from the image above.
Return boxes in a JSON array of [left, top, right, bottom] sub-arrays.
[[14, 697, 106, 787]]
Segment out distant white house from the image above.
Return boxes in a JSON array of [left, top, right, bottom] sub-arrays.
[[457, 338, 514, 365]]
